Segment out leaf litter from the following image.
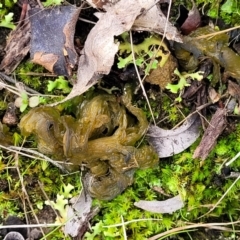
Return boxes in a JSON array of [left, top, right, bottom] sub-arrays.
[[1, 0, 240, 238]]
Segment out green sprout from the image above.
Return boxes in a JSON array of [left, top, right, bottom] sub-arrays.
[[117, 33, 170, 75], [43, 0, 64, 7], [47, 76, 71, 94], [45, 183, 74, 223], [15, 92, 45, 112], [166, 68, 203, 102], [0, 12, 15, 29]]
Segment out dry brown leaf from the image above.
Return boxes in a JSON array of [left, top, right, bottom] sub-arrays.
[[180, 4, 201, 35], [88, 0, 182, 42], [53, 0, 182, 105], [57, 0, 144, 104], [32, 52, 58, 73], [228, 80, 240, 100], [208, 86, 221, 103], [64, 191, 98, 238]]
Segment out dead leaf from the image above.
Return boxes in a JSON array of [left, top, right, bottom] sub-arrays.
[[58, 0, 144, 103], [193, 108, 227, 160], [180, 4, 201, 35], [29, 6, 81, 76], [208, 86, 221, 103], [134, 195, 184, 213], [228, 80, 240, 100], [147, 114, 201, 158], [64, 191, 98, 238], [88, 0, 182, 42], [132, 0, 182, 42], [52, 0, 182, 106]]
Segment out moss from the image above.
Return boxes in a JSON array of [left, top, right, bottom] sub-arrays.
[[175, 0, 240, 26], [15, 62, 44, 89]]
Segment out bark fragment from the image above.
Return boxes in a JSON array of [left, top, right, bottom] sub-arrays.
[[193, 108, 227, 160]]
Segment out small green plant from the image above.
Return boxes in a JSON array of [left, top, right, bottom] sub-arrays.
[[0, 12, 15, 29], [0, 0, 16, 29], [47, 76, 71, 94], [43, 0, 64, 7], [117, 32, 170, 75], [45, 183, 75, 223], [16, 62, 43, 89], [166, 68, 203, 102], [14, 92, 46, 112], [194, 0, 240, 25]]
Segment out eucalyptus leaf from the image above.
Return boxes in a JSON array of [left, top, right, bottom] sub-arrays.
[[134, 195, 184, 214], [147, 114, 201, 158]]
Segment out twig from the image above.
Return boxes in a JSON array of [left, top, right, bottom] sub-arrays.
[[0, 223, 63, 229], [148, 221, 240, 240], [121, 215, 127, 240], [38, 181, 61, 219], [15, 153, 45, 237], [197, 174, 240, 219], [0, 145, 69, 173], [129, 31, 156, 125], [10, 146, 70, 172], [195, 25, 240, 40], [0, 72, 40, 94], [79, 17, 96, 25], [226, 151, 240, 166]]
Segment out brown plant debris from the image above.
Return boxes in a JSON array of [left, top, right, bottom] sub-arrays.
[[193, 108, 227, 160], [0, 14, 30, 74]]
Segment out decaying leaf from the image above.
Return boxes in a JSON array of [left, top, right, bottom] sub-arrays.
[[64, 191, 98, 238], [180, 4, 201, 35], [29, 5, 81, 76], [55, 0, 182, 105], [132, 0, 182, 42], [61, 0, 144, 103], [228, 80, 240, 101], [208, 86, 221, 103], [147, 114, 201, 158], [193, 108, 227, 160], [134, 195, 184, 213], [88, 0, 182, 42]]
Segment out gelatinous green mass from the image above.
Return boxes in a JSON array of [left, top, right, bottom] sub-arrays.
[[19, 86, 159, 200]]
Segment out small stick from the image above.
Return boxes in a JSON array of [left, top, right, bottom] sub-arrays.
[[0, 72, 40, 94]]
